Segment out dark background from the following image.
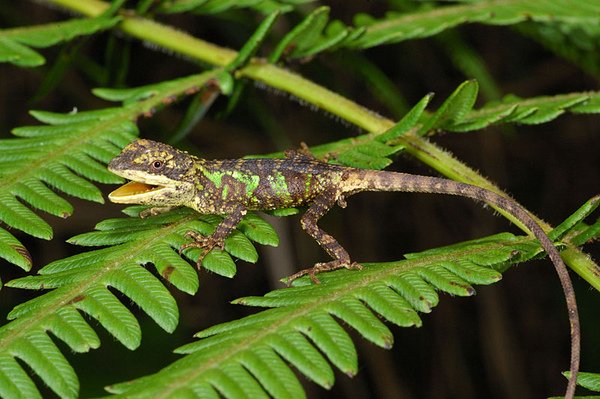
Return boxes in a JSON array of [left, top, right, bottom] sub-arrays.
[[0, 2, 599, 398]]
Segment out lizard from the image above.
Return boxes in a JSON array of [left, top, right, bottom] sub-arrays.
[[107, 138, 579, 398]]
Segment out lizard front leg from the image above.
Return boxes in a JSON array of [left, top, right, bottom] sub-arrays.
[[139, 206, 178, 218], [288, 192, 361, 284], [179, 205, 247, 269]]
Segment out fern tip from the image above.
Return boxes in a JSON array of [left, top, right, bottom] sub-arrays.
[[15, 245, 33, 269], [383, 337, 393, 349], [230, 298, 246, 305]]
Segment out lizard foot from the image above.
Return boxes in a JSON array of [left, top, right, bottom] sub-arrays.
[[286, 260, 362, 286], [179, 230, 224, 269]]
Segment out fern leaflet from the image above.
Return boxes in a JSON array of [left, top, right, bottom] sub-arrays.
[[0, 16, 120, 67], [349, 0, 600, 50], [0, 228, 31, 285], [157, 0, 315, 15]]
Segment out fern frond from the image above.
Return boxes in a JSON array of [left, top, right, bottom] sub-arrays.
[[157, 0, 315, 15], [264, 1, 600, 62], [349, 0, 600, 50], [446, 91, 600, 132], [0, 16, 120, 67], [104, 233, 541, 398], [0, 70, 220, 271], [103, 197, 600, 398], [0, 212, 196, 397], [0, 205, 278, 398]]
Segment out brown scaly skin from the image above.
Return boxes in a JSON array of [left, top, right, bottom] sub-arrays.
[[108, 139, 579, 398]]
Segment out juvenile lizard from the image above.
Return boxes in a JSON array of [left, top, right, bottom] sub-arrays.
[[108, 138, 579, 398]]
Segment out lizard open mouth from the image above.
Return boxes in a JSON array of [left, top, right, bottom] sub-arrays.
[[108, 181, 166, 202]]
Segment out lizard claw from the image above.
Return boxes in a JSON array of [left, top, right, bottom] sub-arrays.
[[179, 230, 225, 269], [285, 260, 363, 286]]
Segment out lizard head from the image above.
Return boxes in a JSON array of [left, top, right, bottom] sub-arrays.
[[108, 139, 196, 206]]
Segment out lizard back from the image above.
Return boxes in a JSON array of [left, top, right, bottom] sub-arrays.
[[195, 158, 351, 212]]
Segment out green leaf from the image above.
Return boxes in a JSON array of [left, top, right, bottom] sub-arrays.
[[0, 37, 44, 67], [158, 0, 310, 14], [0, 228, 32, 273], [0, 191, 53, 239], [0, 354, 42, 399], [11, 331, 78, 399], [76, 286, 141, 350], [549, 195, 600, 241], [420, 80, 479, 133], [336, 149, 392, 170], [200, 249, 237, 278], [326, 298, 393, 349], [573, 371, 600, 391], [377, 92, 434, 143], [108, 263, 179, 333], [265, 207, 300, 217], [107, 232, 548, 398], [0, 16, 120, 67], [448, 91, 598, 132], [550, 371, 600, 398], [238, 213, 279, 246], [226, 11, 280, 72], [269, 6, 330, 63], [348, 1, 600, 49], [225, 231, 259, 263], [269, 6, 365, 61], [572, 218, 600, 248]]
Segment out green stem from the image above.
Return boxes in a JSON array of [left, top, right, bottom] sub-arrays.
[[562, 246, 600, 292], [49, 0, 107, 14], [242, 63, 392, 133]]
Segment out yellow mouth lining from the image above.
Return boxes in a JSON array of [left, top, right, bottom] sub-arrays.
[[109, 181, 162, 198]]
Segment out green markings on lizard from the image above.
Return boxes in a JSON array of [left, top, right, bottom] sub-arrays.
[[267, 171, 291, 203], [203, 169, 260, 197], [221, 185, 229, 200], [304, 173, 313, 195]]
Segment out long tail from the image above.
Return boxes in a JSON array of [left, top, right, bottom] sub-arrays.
[[351, 169, 579, 398]]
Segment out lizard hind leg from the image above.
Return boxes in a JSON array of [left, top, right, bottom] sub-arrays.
[[288, 193, 362, 285]]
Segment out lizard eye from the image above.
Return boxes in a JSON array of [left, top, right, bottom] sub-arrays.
[[151, 160, 164, 170]]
